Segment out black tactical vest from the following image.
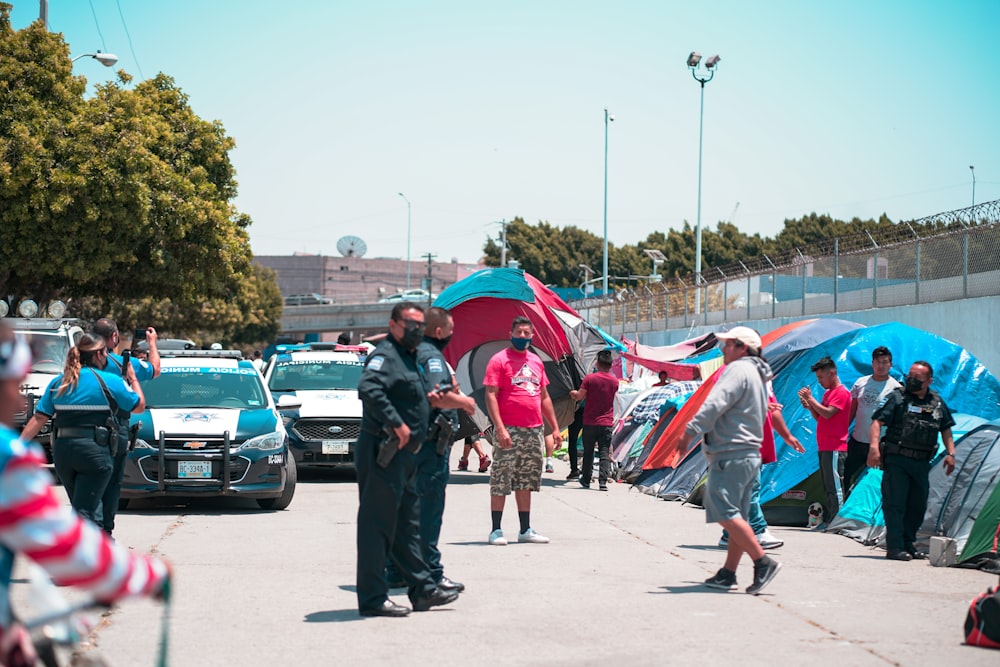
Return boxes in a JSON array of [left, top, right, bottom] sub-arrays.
[[884, 389, 945, 455]]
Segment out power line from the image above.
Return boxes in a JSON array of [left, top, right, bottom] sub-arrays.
[[87, 0, 108, 52], [115, 0, 145, 80]]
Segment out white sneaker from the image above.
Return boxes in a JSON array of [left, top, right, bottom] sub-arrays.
[[756, 530, 784, 550], [518, 528, 549, 544], [488, 529, 507, 546]]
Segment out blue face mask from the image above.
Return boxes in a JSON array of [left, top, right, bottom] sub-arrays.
[[510, 337, 531, 351]]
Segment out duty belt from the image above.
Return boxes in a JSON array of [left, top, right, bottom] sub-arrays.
[[56, 426, 99, 439], [883, 442, 933, 461]]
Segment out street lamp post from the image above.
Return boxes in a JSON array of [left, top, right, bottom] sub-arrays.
[[970, 165, 976, 213], [398, 192, 411, 289], [602, 108, 614, 296], [72, 52, 119, 67], [687, 52, 720, 315]]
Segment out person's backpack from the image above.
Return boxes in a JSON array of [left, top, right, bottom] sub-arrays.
[[965, 582, 1000, 648]]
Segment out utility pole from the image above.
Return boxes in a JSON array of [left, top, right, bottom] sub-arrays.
[[39, 1, 48, 28], [498, 220, 508, 267], [422, 252, 437, 306]]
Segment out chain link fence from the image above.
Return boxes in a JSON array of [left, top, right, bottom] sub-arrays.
[[574, 200, 1000, 336]]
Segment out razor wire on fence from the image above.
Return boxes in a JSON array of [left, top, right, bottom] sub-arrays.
[[573, 200, 1000, 335]]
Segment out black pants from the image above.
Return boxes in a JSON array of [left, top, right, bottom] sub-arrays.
[[580, 425, 612, 486], [386, 443, 450, 584], [101, 443, 129, 534], [843, 437, 870, 500], [566, 406, 585, 473], [52, 437, 113, 526], [881, 453, 931, 553], [355, 432, 435, 612]]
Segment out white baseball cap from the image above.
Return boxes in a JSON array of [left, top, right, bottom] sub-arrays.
[[715, 326, 762, 351]]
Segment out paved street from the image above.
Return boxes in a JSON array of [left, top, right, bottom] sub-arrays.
[[13, 454, 999, 666]]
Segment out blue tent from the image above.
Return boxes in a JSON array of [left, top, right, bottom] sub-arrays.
[[761, 322, 1000, 506]]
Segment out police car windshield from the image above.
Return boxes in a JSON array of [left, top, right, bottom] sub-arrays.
[[270, 359, 364, 392], [17, 331, 71, 374], [143, 367, 267, 409]]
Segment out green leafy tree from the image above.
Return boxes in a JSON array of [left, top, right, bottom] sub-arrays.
[[0, 7, 281, 344]]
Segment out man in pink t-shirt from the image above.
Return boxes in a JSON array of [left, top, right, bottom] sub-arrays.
[[483, 316, 562, 546], [798, 356, 851, 523], [568, 349, 619, 490]]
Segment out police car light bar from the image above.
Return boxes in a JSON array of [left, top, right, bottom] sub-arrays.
[[158, 349, 244, 359]]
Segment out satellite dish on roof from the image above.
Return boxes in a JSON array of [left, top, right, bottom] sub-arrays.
[[337, 235, 368, 257]]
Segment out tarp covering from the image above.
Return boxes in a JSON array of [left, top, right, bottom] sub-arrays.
[[621, 333, 716, 380], [640, 321, 826, 473], [764, 318, 866, 376], [761, 322, 1000, 505]]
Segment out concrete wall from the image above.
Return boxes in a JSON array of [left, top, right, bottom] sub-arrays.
[[256, 254, 485, 304], [636, 295, 1000, 376]]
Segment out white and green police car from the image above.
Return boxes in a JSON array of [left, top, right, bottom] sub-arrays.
[[262, 343, 366, 469], [120, 350, 301, 510]]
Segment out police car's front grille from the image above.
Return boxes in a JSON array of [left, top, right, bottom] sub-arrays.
[[293, 419, 360, 442], [138, 457, 250, 482], [160, 436, 238, 451]]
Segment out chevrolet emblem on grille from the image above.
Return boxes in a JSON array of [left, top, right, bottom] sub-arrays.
[[327, 426, 343, 434], [185, 441, 208, 449]]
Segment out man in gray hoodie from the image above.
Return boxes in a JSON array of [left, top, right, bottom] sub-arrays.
[[680, 326, 782, 595]]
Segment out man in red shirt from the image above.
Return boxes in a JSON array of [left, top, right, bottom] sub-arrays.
[[798, 356, 851, 524], [483, 317, 563, 545], [569, 350, 619, 491]]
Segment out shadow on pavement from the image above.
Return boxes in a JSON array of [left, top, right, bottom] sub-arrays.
[[304, 610, 363, 623], [655, 583, 730, 594]]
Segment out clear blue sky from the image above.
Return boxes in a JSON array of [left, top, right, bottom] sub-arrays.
[[11, 1, 1000, 266]]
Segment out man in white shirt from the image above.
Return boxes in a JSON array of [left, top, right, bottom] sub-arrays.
[[846, 346, 900, 498]]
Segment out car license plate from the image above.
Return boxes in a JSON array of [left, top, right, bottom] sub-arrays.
[[322, 440, 350, 455], [177, 460, 212, 478]]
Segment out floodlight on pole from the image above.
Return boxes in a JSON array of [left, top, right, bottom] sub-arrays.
[[688, 51, 720, 314], [72, 52, 119, 67], [603, 108, 614, 296], [398, 192, 411, 289], [970, 165, 976, 213]]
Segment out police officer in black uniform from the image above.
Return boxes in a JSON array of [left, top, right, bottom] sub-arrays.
[[386, 307, 476, 592], [868, 360, 956, 561], [355, 302, 460, 617]]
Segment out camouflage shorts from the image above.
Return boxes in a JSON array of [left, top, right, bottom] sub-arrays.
[[490, 426, 544, 496]]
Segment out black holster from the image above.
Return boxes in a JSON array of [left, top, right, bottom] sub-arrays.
[[376, 428, 402, 469], [128, 421, 142, 452], [433, 414, 455, 456]]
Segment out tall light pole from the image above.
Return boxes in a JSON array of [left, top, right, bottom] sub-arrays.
[[398, 192, 411, 289], [602, 108, 614, 296], [970, 165, 976, 213], [687, 52, 720, 314]]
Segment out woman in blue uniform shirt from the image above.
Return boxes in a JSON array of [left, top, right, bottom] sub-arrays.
[[20, 334, 144, 525]]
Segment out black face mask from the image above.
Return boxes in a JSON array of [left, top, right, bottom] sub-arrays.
[[904, 375, 925, 394], [399, 322, 424, 350], [425, 334, 452, 352]]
